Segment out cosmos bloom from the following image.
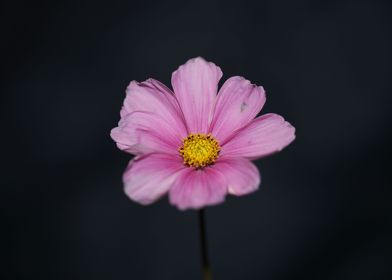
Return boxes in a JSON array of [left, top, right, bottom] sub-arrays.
[[111, 57, 295, 210]]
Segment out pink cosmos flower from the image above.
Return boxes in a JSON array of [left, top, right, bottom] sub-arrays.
[[111, 57, 295, 210]]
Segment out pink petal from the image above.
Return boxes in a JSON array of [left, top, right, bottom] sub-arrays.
[[121, 79, 184, 126], [209, 76, 266, 144], [221, 113, 296, 159], [111, 79, 188, 155], [213, 158, 260, 196], [110, 111, 184, 154], [171, 57, 222, 134], [123, 153, 187, 205], [169, 167, 227, 210]]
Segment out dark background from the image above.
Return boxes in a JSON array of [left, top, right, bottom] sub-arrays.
[[2, 0, 391, 279]]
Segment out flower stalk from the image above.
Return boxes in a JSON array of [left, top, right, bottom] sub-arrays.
[[198, 209, 212, 280]]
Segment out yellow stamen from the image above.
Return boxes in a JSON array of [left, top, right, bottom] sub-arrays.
[[179, 133, 220, 169]]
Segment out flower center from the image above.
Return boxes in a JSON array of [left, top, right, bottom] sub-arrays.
[[179, 133, 220, 168]]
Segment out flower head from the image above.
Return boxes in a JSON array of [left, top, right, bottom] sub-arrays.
[[111, 57, 295, 210]]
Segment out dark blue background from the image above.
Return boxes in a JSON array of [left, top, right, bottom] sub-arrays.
[[2, 0, 391, 279]]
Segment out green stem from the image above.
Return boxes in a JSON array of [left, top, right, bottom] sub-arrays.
[[198, 209, 212, 280]]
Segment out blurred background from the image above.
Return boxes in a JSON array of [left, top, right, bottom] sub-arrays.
[[2, 0, 391, 279]]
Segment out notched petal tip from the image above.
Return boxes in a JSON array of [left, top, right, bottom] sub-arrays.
[[169, 186, 226, 210], [125, 80, 139, 92], [221, 113, 296, 159], [281, 121, 296, 148], [173, 57, 223, 79], [227, 183, 259, 196], [171, 196, 226, 211]]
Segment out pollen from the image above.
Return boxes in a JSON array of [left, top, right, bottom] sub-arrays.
[[179, 133, 220, 169]]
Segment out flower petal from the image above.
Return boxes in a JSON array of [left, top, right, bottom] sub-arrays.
[[123, 153, 187, 205], [121, 79, 185, 126], [111, 79, 188, 155], [111, 110, 186, 154], [169, 167, 227, 210], [221, 113, 296, 159], [171, 57, 222, 134], [213, 158, 260, 196], [210, 76, 266, 144]]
